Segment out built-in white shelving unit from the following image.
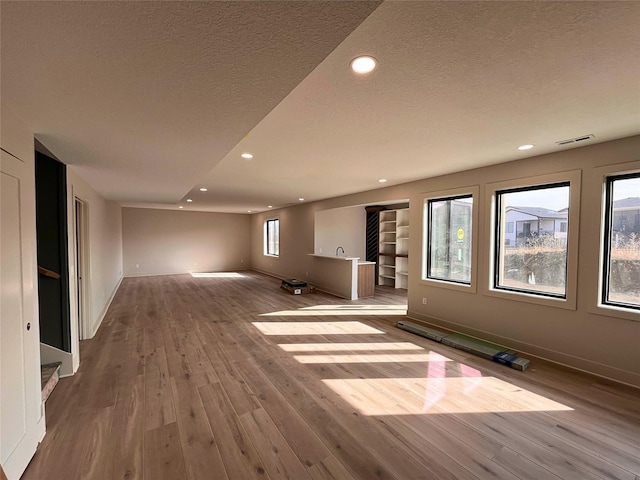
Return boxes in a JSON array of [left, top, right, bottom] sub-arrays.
[[378, 208, 409, 288]]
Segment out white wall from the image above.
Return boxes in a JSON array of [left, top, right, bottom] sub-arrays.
[[122, 207, 251, 277], [314, 205, 366, 258], [251, 135, 640, 388], [67, 168, 123, 341]]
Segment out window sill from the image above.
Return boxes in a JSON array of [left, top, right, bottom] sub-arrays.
[[591, 303, 640, 322], [484, 286, 576, 310], [420, 277, 476, 294]]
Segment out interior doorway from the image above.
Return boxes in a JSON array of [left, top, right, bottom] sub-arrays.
[[75, 197, 89, 340], [35, 151, 71, 351]]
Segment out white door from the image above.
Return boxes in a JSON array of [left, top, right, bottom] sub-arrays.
[[1, 150, 43, 480]]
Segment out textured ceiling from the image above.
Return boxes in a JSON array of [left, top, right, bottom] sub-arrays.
[[1, 1, 381, 203], [2, 1, 640, 213]]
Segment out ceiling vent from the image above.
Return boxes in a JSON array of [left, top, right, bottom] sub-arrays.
[[555, 134, 595, 146]]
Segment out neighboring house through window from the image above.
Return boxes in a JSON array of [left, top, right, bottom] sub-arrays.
[[494, 183, 570, 298], [602, 173, 640, 310]]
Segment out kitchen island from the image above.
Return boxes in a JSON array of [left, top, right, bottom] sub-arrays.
[[307, 254, 375, 300]]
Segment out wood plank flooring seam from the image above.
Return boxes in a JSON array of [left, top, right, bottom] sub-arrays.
[[240, 355, 430, 480], [496, 409, 640, 479], [169, 375, 230, 480], [294, 331, 505, 480], [203, 337, 337, 471]]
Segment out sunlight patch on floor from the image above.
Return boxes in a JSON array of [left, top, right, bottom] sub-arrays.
[[301, 305, 407, 310], [322, 376, 573, 415], [294, 353, 454, 364], [278, 342, 424, 352], [252, 321, 385, 336], [190, 272, 245, 278], [260, 304, 407, 316]]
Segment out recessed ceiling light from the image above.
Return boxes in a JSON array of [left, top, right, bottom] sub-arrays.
[[378, 178, 387, 183], [299, 198, 305, 202], [248, 210, 252, 213], [350, 55, 377, 74], [178, 206, 184, 209], [268, 205, 273, 208], [199, 187, 208, 192], [517, 144, 535, 151], [241, 153, 253, 159], [186, 199, 193, 203]]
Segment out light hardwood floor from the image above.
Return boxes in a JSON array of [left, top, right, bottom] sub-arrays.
[[23, 272, 640, 479]]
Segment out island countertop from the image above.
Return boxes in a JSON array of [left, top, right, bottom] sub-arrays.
[[307, 254, 376, 266], [307, 253, 360, 261]]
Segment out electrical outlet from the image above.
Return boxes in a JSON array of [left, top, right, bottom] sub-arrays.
[[422, 297, 427, 305]]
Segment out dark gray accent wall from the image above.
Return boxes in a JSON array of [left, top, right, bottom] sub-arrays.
[[35, 151, 71, 352]]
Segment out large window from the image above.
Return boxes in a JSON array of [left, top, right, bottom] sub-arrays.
[[494, 182, 570, 298], [602, 173, 640, 310], [425, 195, 473, 284], [264, 218, 279, 256]]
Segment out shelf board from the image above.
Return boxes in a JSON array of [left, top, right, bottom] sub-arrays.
[[380, 265, 396, 269], [380, 220, 397, 224], [397, 271, 408, 276], [396, 237, 409, 240], [380, 241, 396, 245], [379, 253, 408, 258], [379, 274, 396, 280]]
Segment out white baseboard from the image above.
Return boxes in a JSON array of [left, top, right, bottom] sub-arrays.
[[89, 275, 122, 338], [407, 310, 640, 389], [124, 267, 247, 278], [72, 353, 80, 374], [251, 268, 351, 300]]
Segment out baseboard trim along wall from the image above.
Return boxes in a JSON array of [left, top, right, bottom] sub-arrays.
[[407, 310, 640, 389], [90, 276, 123, 338]]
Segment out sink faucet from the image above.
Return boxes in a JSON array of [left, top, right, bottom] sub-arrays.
[[336, 246, 345, 256]]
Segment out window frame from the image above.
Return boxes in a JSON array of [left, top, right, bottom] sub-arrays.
[[600, 171, 640, 313], [493, 181, 570, 299], [421, 186, 479, 293], [484, 171, 581, 310], [264, 218, 280, 257]]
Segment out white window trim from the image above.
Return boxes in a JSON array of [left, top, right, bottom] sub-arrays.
[[263, 217, 280, 258], [592, 161, 640, 321], [484, 170, 581, 310], [420, 185, 479, 293]]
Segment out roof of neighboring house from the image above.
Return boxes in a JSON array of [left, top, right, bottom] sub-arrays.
[[506, 206, 568, 219], [613, 197, 640, 208]]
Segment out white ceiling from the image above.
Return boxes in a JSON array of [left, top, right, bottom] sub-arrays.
[[3, 1, 640, 214]]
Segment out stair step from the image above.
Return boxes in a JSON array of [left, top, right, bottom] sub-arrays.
[[41, 362, 62, 402]]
